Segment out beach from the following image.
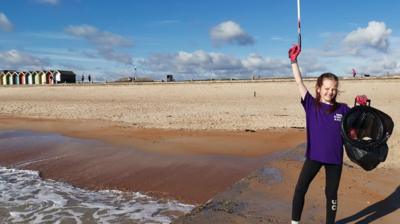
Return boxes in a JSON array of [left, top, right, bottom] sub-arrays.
[[0, 79, 399, 223], [0, 79, 399, 167]]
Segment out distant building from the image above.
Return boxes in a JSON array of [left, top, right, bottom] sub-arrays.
[[114, 76, 154, 83], [166, 74, 175, 82], [134, 77, 153, 82], [114, 76, 132, 82]]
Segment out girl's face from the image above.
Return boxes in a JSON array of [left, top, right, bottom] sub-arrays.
[[317, 78, 338, 104]]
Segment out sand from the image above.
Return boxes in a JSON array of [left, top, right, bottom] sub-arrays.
[[0, 79, 398, 168], [0, 79, 399, 223], [174, 154, 400, 223]]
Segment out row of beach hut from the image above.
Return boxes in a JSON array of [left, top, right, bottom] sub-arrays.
[[0, 70, 76, 86]]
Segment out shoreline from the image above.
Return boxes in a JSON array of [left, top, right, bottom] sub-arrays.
[[1, 75, 399, 88]]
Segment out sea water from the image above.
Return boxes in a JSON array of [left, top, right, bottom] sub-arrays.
[[0, 166, 193, 223], [0, 130, 194, 223]]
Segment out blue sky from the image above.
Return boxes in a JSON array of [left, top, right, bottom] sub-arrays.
[[1, 0, 400, 81]]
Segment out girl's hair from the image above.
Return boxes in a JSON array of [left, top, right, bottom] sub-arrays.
[[314, 72, 339, 114]]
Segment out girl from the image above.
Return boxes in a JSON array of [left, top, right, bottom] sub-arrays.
[[288, 45, 350, 224]]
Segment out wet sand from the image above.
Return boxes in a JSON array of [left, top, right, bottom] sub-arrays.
[[0, 117, 305, 204]]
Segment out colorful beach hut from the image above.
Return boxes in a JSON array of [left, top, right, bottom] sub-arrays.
[[39, 71, 46, 84], [12, 71, 19, 85], [18, 71, 26, 85], [46, 70, 54, 84], [0, 71, 5, 85], [5, 71, 12, 85], [25, 71, 33, 85], [33, 71, 40, 85]]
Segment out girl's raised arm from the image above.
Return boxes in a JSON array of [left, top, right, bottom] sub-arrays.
[[289, 45, 307, 100]]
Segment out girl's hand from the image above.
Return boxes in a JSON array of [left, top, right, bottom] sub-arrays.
[[356, 95, 369, 106], [288, 44, 301, 63]]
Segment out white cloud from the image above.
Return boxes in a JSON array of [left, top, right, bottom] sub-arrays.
[[0, 12, 13, 32], [356, 55, 400, 75], [141, 50, 290, 79], [65, 25, 133, 65], [65, 25, 132, 47], [299, 54, 327, 75], [174, 51, 242, 71], [176, 51, 212, 66], [0, 50, 47, 69], [343, 21, 392, 53], [36, 0, 59, 5], [97, 47, 133, 65], [242, 54, 287, 71], [303, 21, 400, 76], [210, 21, 255, 46], [144, 50, 242, 76], [25, 31, 76, 40]]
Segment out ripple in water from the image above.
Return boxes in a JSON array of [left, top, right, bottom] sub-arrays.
[[0, 166, 194, 223]]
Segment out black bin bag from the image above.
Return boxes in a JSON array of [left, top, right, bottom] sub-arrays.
[[341, 100, 394, 171]]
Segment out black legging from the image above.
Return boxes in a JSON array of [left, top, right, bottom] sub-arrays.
[[292, 158, 343, 224]]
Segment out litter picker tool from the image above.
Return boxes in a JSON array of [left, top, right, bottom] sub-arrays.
[[297, 0, 301, 49]]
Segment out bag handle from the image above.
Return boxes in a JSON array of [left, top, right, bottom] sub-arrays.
[[354, 95, 371, 107]]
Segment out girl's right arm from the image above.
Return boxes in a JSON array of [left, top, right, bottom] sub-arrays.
[[291, 61, 307, 100]]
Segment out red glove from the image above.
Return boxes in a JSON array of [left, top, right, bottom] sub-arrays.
[[288, 44, 301, 62], [356, 95, 368, 106]]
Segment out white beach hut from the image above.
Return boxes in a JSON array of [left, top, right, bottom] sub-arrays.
[[5, 71, 13, 85], [54, 70, 61, 83], [36, 71, 41, 84], [39, 71, 47, 84]]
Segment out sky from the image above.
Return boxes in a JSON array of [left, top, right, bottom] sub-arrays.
[[1, 0, 400, 81]]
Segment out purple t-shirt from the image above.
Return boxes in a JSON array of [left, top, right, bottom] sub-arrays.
[[302, 91, 350, 164]]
